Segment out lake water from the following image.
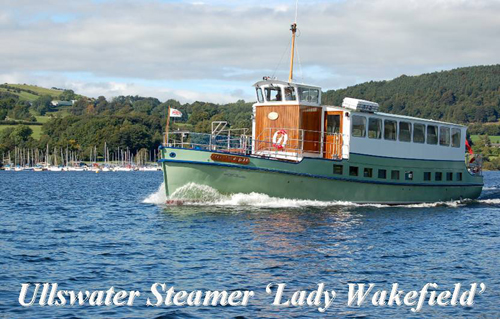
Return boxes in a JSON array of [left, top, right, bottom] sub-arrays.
[[1, 171, 499, 318]]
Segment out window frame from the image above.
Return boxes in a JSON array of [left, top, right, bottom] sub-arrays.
[[351, 115, 367, 138], [384, 119, 397, 141], [427, 125, 438, 145], [364, 168, 373, 178], [424, 172, 431, 181], [413, 123, 425, 144], [391, 170, 400, 180], [256, 88, 264, 103], [264, 86, 283, 102], [399, 121, 412, 142], [378, 169, 387, 179], [333, 164, 343, 175], [349, 166, 359, 177], [451, 128, 461, 148], [368, 118, 382, 139], [439, 127, 451, 146]]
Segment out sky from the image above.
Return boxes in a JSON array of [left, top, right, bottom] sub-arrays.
[[0, 0, 499, 103]]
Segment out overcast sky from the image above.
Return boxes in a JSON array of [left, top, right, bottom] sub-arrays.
[[1, 0, 499, 103]]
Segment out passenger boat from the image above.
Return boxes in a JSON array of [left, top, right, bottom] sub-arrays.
[[159, 21, 483, 204]]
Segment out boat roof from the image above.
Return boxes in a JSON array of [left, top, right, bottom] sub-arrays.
[[253, 79, 321, 90], [325, 105, 466, 128]]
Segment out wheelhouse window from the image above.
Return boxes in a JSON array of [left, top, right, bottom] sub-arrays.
[[284, 87, 296, 101], [265, 87, 282, 102], [368, 118, 382, 139], [298, 87, 319, 104], [424, 172, 431, 181], [351, 115, 366, 137], [427, 125, 438, 145], [435, 172, 442, 181], [439, 127, 450, 146], [256, 88, 264, 103], [452, 128, 461, 148], [399, 122, 411, 142], [413, 123, 425, 143], [384, 120, 397, 140]]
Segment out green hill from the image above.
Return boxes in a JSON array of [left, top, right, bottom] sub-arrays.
[[0, 84, 63, 102], [322, 64, 500, 124]]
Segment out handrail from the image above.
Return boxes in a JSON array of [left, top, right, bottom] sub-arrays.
[[164, 128, 344, 162]]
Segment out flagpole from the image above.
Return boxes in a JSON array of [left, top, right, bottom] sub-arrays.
[[165, 106, 171, 146]]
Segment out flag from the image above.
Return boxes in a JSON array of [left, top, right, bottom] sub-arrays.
[[465, 139, 474, 155], [169, 108, 182, 118]]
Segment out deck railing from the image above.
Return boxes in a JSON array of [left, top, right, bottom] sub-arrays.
[[466, 154, 483, 175], [164, 127, 344, 162]]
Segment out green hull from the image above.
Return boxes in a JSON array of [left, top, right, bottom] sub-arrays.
[[160, 147, 483, 204]]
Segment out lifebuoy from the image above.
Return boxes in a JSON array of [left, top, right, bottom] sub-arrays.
[[272, 129, 288, 150]]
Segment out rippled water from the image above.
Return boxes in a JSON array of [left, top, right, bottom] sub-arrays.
[[1, 171, 499, 318]]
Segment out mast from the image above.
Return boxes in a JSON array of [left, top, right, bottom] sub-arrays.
[[288, 22, 297, 83]]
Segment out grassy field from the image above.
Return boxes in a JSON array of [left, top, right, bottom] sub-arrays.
[[470, 135, 500, 143], [0, 84, 62, 102], [0, 125, 43, 139]]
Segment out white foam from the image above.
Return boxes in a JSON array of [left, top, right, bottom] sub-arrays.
[[142, 183, 167, 204], [477, 198, 500, 205], [482, 187, 499, 191], [142, 183, 500, 208]]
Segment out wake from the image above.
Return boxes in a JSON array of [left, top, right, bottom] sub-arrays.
[[143, 183, 500, 208]]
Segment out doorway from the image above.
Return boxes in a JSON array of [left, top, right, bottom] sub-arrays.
[[324, 111, 343, 159]]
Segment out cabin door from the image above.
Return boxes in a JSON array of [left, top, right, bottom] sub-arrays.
[[324, 111, 343, 159]]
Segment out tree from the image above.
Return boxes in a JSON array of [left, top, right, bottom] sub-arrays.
[[60, 90, 76, 101], [33, 95, 53, 115]]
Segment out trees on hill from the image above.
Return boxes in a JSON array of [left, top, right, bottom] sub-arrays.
[[322, 65, 500, 124]]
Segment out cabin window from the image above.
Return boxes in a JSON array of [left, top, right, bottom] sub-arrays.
[[457, 172, 463, 181], [368, 118, 382, 139], [399, 122, 412, 142], [256, 88, 264, 103], [452, 128, 461, 148], [265, 87, 282, 102], [284, 87, 296, 101], [446, 172, 453, 181], [298, 87, 319, 103], [424, 172, 431, 181], [349, 166, 359, 176], [378, 169, 387, 179], [364, 168, 373, 178], [391, 170, 400, 180], [333, 165, 343, 175], [435, 172, 442, 181], [413, 123, 425, 143], [439, 127, 450, 146], [427, 125, 438, 145], [351, 116, 366, 137], [405, 171, 413, 181], [384, 120, 397, 140], [327, 115, 341, 134]]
